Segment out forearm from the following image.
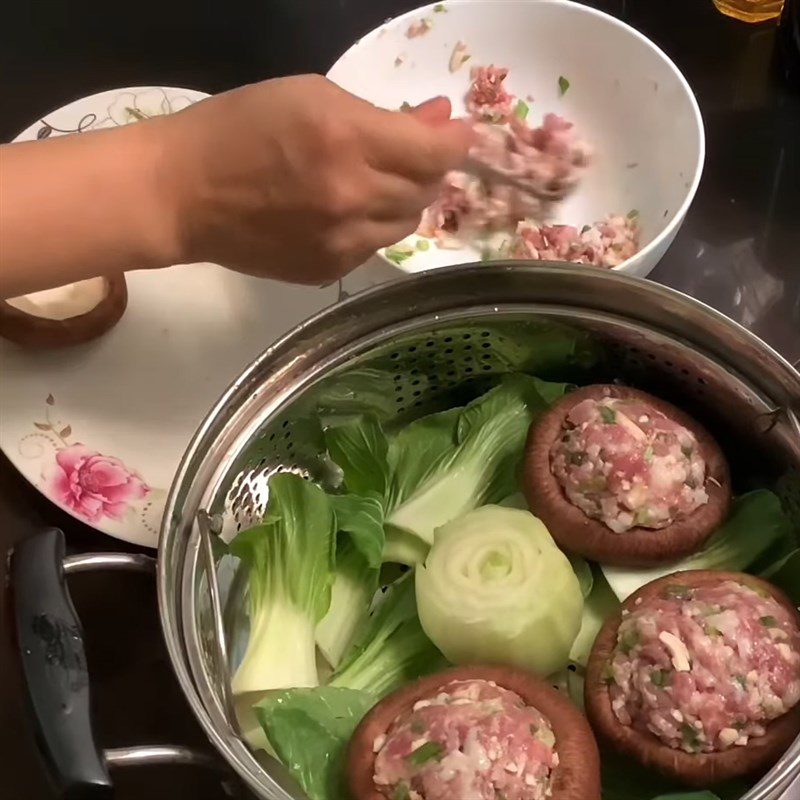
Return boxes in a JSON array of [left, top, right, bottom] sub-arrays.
[[0, 120, 181, 299]]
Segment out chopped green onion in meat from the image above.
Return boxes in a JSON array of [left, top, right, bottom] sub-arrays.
[[651, 669, 672, 687], [393, 784, 410, 800], [599, 406, 617, 424], [408, 740, 444, 766]]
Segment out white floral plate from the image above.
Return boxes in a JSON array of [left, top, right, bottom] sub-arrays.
[[0, 86, 366, 547]]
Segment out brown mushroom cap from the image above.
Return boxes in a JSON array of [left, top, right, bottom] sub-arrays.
[[0, 274, 128, 349], [347, 665, 601, 800], [585, 570, 800, 786], [523, 384, 731, 567]]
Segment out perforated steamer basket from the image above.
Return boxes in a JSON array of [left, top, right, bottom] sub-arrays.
[[158, 264, 800, 800]]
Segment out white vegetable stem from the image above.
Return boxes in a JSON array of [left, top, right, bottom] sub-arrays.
[[315, 557, 372, 669], [415, 505, 584, 676], [232, 593, 318, 695]]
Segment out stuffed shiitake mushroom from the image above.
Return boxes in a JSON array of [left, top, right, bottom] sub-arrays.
[[523, 384, 731, 567], [0, 275, 128, 349], [585, 570, 800, 786], [347, 665, 601, 800]]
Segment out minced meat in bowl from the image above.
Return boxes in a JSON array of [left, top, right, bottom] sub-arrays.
[[550, 395, 709, 533], [373, 679, 557, 800], [607, 580, 800, 754]]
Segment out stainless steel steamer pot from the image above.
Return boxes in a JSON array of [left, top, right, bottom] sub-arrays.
[[12, 264, 800, 799]]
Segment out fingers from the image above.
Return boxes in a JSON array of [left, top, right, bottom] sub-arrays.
[[366, 173, 442, 221], [408, 96, 454, 125], [335, 217, 423, 268], [369, 217, 426, 249], [365, 108, 473, 182]]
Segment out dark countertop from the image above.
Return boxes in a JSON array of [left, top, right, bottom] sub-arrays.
[[1, 2, 798, 798]]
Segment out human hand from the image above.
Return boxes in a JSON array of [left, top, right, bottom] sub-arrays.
[[154, 75, 472, 284]]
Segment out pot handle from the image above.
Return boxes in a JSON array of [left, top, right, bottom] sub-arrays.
[[11, 528, 228, 799]]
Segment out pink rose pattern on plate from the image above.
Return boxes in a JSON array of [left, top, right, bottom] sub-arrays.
[[46, 443, 149, 523], [20, 395, 156, 527]]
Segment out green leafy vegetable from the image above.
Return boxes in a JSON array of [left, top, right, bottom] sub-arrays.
[[385, 407, 462, 510], [433, 3, 447, 12], [385, 244, 415, 265], [551, 663, 587, 711], [602, 491, 794, 600], [600, 747, 747, 800], [652, 793, 722, 800], [416, 506, 583, 676], [254, 686, 374, 800], [230, 474, 335, 694], [498, 492, 528, 510], [760, 548, 800, 604], [385, 375, 563, 557], [327, 375, 566, 564], [558, 75, 570, 95], [603, 754, 743, 800], [316, 492, 389, 667], [569, 554, 594, 598], [514, 100, 529, 120], [325, 415, 389, 498], [305, 321, 597, 438], [416, 238, 430, 251], [569, 568, 621, 666], [330, 572, 447, 697], [567, 665, 585, 710], [315, 367, 403, 424], [330, 492, 386, 569], [315, 541, 377, 669], [627, 208, 640, 219]]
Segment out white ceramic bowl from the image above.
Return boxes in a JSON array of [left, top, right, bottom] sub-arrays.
[[328, 0, 705, 278]]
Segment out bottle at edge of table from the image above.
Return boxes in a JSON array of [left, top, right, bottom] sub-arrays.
[[713, 0, 784, 22]]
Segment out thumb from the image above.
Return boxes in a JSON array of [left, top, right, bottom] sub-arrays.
[[408, 96, 453, 125]]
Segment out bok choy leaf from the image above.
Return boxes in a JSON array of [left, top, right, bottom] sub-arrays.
[[325, 375, 568, 564], [316, 492, 385, 668], [760, 548, 800, 604], [330, 572, 448, 697], [230, 473, 335, 694], [254, 686, 374, 800], [602, 490, 795, 601]]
